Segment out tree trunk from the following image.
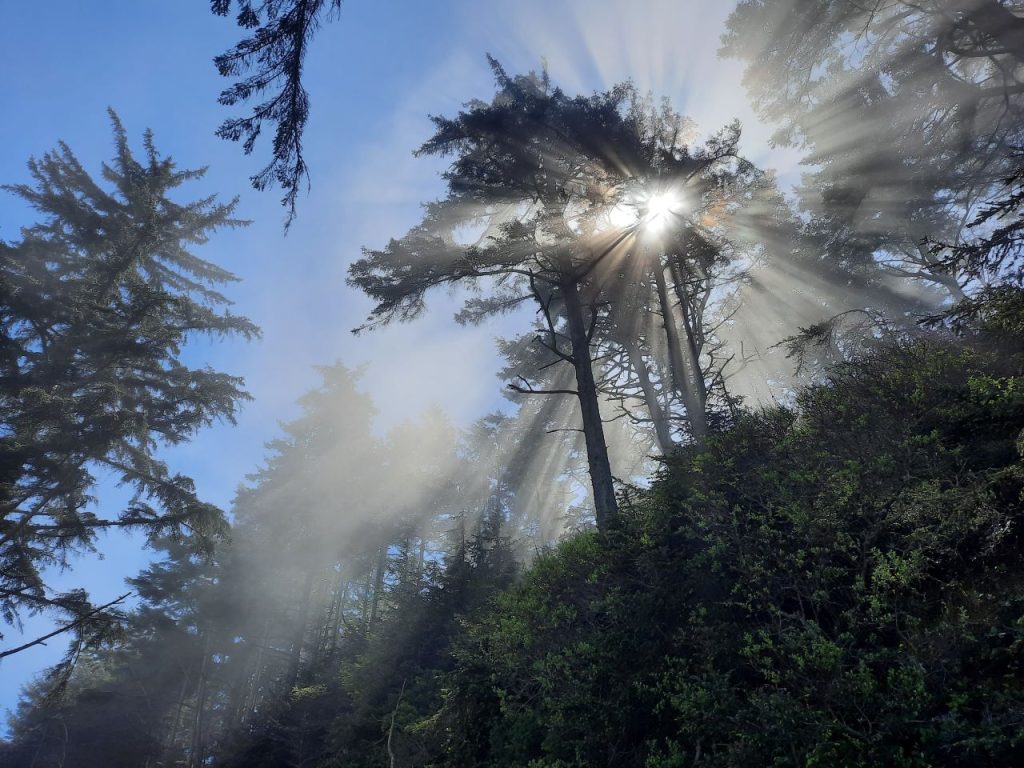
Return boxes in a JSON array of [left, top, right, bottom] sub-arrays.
[[652, 261, 707, 443], [327, 575, 348, 656], [285, 567, 315, 691], [668, 261, 710, 412], [625, 339, 675, 454], [360, 567, 372, 630], [188, 640, 210, 768], [223, 654, 252, 734], [369, 544, 387, 627], [161, 666, 191, 766], [560, 275, 618, 529], [243, 618, 272, 724]]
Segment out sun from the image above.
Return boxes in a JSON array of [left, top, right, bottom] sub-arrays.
[[603, 187, 687, 234], [642, 191, 684, 233]]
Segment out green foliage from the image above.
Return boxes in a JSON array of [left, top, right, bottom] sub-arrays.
[[216, 511, 520, 768], [212, 0, 345, 226], [4, 538, 222, 768], [13, 334, 1021, 768], [348, 61, 788, 523], [7, 51, 1024, 765], [0, 113, 255, 656], [723, 0, 1024, 302], [438, 340, 1024, 767]]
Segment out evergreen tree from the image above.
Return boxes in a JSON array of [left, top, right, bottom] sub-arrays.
[[349, 61, 784, 528], [0, 113, 256, 658], [439, 326, 1024, 767], [3, 538, 223, 768], [211, 0, 345, 226], [722, 0, 1024, 302]]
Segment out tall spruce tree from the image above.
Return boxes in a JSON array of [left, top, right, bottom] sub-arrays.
[[0, 113, 257, 657]]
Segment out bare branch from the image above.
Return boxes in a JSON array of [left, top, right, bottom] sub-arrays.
[[0, 593, 132, 660], [507, 376, 578, 397]]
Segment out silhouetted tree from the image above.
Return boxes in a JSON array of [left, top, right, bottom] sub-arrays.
[[3, 538, 223, 768], [348, 61, 644, 527], [211, 0, 345, 227], [0, 112, 256, 659], [723, 0, 1024, 301], [349, 62, 786, 523]]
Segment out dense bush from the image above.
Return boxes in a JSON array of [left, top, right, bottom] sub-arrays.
[[439, 340, 1024, 767], [10, 335, 1022, 768]]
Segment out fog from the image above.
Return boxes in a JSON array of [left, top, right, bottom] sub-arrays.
[[4, 1, 1017, 758]]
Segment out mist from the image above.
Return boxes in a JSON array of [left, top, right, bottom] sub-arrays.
[[2, 0, 1022, 765]]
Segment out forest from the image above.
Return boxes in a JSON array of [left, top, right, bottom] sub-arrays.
[[1, 1, 1023, 766]]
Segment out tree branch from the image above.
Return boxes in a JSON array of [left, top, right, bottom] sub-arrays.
[[387, 678, 406, 768], [507, 376, 578, 396], [0, 592, 132, 660]]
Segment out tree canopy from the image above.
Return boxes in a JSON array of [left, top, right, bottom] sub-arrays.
[[349, 60, 787, 527], [723, 0, 1024, 303]]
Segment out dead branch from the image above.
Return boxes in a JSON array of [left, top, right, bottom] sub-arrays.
[[0, 592, 132, 660]]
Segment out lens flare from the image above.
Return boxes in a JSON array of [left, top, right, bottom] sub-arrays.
[[607, 202, 639, 229], [642, 191, 683, 233]]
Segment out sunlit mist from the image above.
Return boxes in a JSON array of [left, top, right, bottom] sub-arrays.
[[5, 2, 1013, 758]]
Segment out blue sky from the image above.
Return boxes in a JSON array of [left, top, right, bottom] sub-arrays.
[[0, 0, 802, 725]]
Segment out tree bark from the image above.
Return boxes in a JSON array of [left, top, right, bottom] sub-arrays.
[[668, 261, 711, 411], [560, 275, 618, 529]]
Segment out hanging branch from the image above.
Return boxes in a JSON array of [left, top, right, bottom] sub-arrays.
[[212, 0, 345, 228]]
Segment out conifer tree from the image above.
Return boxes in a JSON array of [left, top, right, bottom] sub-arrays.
[[211, 0, 345, 226], [723, 0, 1024, 301], [349, 62, 783, 525], [0, 112, 257, 656]]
